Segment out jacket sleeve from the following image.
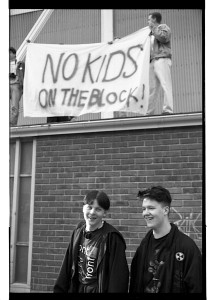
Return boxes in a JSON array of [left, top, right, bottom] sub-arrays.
[[53, 242, 72, 293], [152, 24, 171, 43], [182, 239, 202, 293], [129, 248, 139, 293], [106, 232, 129, 293]]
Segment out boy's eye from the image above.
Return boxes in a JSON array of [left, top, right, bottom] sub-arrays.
[[142, 207, 155, 210], [85, 205, 102, 212]]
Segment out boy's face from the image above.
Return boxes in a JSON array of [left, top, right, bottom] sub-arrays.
[[142, 197, 168, 230], [83, 199, 106, 231]]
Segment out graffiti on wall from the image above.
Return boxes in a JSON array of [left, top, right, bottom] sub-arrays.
[[171, 207, 202, 240]]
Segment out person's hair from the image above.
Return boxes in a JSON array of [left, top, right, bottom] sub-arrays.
[[137, 186, 172, 207], [9, 47, 16, 55], [149, 12, 162, 24], [83, 190, 110, 211]]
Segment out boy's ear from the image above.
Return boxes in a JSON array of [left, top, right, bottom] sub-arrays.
[[164, 206, 170, 215]]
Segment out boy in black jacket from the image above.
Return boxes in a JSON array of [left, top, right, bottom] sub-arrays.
[[129, 186, 202, 293], [54, 190, 129, 293]]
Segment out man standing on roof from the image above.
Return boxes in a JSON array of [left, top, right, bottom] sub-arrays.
[[147, 12, 173, 115]]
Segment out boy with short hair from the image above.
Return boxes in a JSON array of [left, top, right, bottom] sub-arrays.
[[54, 190, 129, 293], [129, 186, 202, 293]]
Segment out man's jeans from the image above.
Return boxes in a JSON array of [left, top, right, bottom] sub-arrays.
[[147, 58, 173, 115], [10, 82, 22, 126]]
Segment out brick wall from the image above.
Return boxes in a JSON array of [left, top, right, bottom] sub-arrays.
[[31, 125, 202, 292]]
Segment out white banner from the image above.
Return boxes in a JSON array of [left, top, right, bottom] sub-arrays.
[[23, 26, 150, 117]]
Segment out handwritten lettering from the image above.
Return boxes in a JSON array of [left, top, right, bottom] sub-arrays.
[[123, 44, 143, 78], [82, 53, 102, 83], [42, 53, 65, 83], [88, 88, 105, 108], [39, 88, 57, 108], [41, 45, 142, 85], [141, 84, 145, 100], [106, 92, 118, 104], [126, 87, 138, 107], [62, 53, 78, 80], [26, 30, 151, 117], [38, 87, 140, 110], [102, 50, 126, 82]]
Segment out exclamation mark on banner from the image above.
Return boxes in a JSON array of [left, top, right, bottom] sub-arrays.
[[141, 84, 145, 100]]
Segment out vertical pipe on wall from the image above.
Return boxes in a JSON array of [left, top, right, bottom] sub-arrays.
[[10, 140, 21, 284], [27, 139, 36, 287]]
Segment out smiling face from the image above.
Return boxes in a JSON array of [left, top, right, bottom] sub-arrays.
[[83, 199, 107, 231], [142, 197, 169, 231]]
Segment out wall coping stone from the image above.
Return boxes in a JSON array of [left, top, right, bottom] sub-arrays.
[[10, 112, 203, 139]]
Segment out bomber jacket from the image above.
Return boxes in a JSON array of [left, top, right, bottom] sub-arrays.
[[150, 23, 172, 62], [129, 223, 202, 293], [53, 221, 129, 293]]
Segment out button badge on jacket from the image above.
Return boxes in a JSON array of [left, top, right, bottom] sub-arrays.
[[175, 252, 185, 261]]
